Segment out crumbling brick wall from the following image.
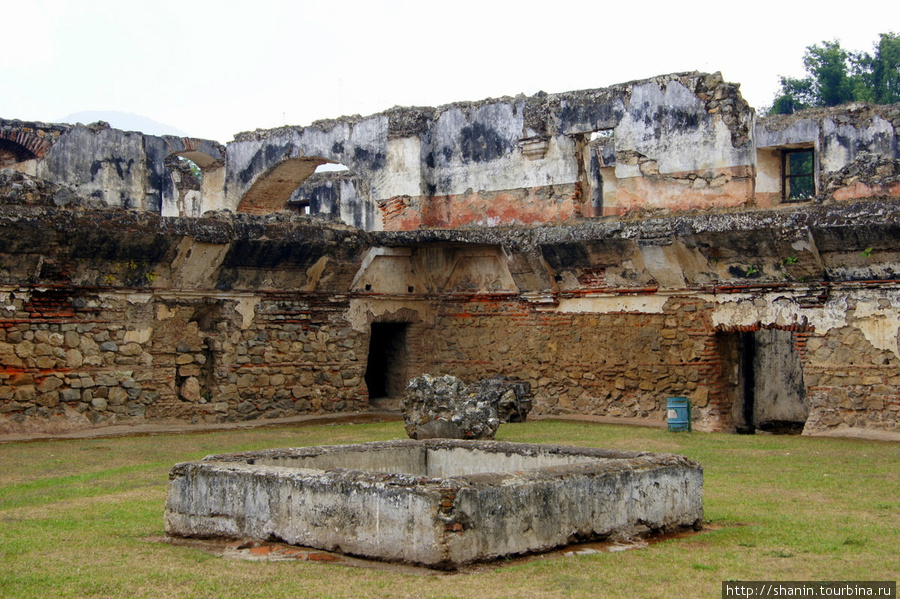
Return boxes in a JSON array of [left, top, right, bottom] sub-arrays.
[[0, 288, 371, 431], [417, 296, 731, 430]]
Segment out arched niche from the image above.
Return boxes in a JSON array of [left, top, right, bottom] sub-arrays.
[[236, 155, 378, 229]]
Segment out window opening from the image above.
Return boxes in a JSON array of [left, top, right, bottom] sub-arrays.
[[577, 128, 615, 217], [782, 149, 814, 201], [179, 156, 203, 182], [290, 198, 311, 215]]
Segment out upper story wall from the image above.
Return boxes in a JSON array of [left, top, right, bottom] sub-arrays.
[[0, 118, 225, 216], [755, 103, 900, 206], [3, 74, 898, 231], [224, 72, 759, 228]]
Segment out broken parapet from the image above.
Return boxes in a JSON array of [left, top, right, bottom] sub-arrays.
[[820, 152, 900, 201], [0, 168, 100, 209]]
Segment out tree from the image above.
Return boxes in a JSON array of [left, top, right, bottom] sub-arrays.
[[852, 33, 900, 104], [770, 33, 900, 114]]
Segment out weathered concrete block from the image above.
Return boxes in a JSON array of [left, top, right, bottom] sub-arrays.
[[165, 440, 703, 568]]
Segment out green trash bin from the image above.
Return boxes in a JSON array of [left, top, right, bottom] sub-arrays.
[[667, 397, 691, 432]]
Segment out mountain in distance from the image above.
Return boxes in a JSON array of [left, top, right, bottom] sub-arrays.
[[58, 110, 190, 137]]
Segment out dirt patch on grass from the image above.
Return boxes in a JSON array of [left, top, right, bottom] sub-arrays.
[[154, 525, 713, 575]]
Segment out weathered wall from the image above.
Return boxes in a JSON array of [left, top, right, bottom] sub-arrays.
[[0, 204, 372, 433], [3, 184, 899, 436], [1, 118, 226, 216], [224, 73, 758, 228], [755, 103, 900, 207], [2, 74, 900, 438], [4, 76, 899, 232]]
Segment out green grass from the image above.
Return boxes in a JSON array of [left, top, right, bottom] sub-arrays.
[[1, 421, 897, 598]]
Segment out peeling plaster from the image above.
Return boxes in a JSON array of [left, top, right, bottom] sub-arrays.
[[234, 297, 260, 330], [853, 315, 900, 357], [304, 256, 329, 292], [709, 292, 844, 330], [170, 239, 228, 289], [849, 291, 900, 356], [709, 290, 900, 358], [347, 298, 434, 332], [122, 293, 153, 304]]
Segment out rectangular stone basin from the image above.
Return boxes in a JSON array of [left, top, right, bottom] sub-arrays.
[[165, 439, 703, 568]]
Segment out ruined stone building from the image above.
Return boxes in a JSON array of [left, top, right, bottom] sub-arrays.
[[2, 71, 899, 437]]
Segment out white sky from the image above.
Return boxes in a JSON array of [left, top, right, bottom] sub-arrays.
[[2, 0, 892, 143]]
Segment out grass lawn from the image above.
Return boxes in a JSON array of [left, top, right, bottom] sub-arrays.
[[0, 419, 897, 598]]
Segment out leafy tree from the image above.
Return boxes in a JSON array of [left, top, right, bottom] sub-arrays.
[[770, 33, 900, 114], [852, 33, 900, 104]]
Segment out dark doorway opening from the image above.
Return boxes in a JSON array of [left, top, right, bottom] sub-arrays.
[[720, 328, 809, 434], [365, 323, 410, 399]]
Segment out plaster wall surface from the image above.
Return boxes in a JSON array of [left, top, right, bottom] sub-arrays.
[[4, 77, 898, 231]]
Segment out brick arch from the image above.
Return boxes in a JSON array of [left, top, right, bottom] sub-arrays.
[[0, 130, 53, 162], [0, 139, 38, 168], [236, 157, 331, 215]]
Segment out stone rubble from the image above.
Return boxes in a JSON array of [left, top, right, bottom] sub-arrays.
[[400, 374, 532, 439], [401, 374, 501, 439]]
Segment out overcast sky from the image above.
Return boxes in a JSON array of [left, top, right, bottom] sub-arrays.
[[2, 0, 892, 143]]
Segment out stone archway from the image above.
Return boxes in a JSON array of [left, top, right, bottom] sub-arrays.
[[236, 157, 329, 215]]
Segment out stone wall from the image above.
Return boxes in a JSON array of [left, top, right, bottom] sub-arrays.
[[804, 324, 900, 432], [423, 296, 711, 422], [0, 287, 371, 433], [407, 291, 899, 434], [0, 202, 371, 434]]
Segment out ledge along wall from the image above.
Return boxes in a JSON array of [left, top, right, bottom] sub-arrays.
[[1, 72, 900, 436]]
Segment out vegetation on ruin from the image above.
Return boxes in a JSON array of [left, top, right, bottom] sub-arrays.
[[771, 32, 900, 113], [0, 421, 897, 598]]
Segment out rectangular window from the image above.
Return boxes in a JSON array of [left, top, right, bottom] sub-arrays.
[[290, 198, 311, 214], [782, 149, 814, 201]]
